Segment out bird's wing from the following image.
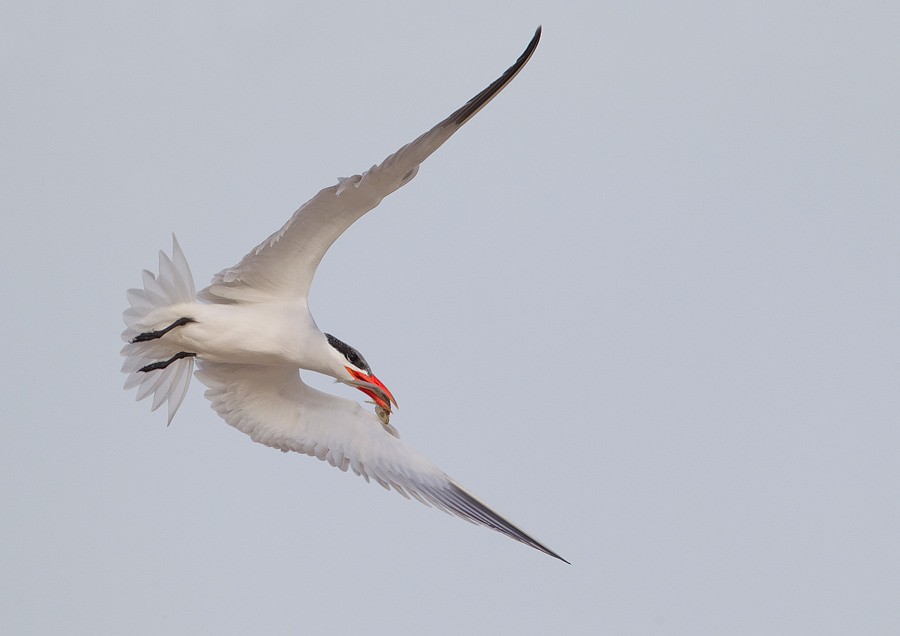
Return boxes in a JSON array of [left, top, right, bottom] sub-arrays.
[[194, 359, 567, 563], [199, 27, 541, 304]]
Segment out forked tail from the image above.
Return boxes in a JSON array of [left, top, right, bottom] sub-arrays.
[[121, 235, 197, 424]]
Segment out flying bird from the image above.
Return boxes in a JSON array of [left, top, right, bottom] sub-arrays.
[[121, 27, 566, 563]]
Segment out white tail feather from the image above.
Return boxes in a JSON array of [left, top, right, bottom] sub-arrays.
[[121, 235, 197, 424]]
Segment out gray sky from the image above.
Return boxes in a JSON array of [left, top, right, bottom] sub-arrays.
[[2, 1, 899, 634]]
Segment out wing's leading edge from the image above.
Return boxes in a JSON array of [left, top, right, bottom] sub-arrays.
[[200, 27, 542, 304]]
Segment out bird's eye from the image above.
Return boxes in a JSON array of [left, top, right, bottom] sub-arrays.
[[325, 333, 372, 374]]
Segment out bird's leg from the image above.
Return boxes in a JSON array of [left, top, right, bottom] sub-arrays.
[[139, 351, 196, 373], [131, 317, 196, 343]]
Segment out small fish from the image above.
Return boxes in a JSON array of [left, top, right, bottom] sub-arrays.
[[375, 405, 399, 438]]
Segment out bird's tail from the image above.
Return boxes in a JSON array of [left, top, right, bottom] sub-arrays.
[[121, 235, 197, 424]]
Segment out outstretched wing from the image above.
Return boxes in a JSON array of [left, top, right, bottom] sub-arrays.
[[194, 359, 567, 563], [199, 27, 541, 304]]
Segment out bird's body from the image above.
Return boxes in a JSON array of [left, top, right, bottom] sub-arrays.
[[121, 27, 567, 563], [138, 301, 322, 368]]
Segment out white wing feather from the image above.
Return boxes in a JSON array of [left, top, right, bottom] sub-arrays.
[[199, 27, 542, 304], [194, 360, 567, 562]]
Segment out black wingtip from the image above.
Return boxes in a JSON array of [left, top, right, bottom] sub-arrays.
[[447, 26, 543, 127], [448, 483, 569, 564]]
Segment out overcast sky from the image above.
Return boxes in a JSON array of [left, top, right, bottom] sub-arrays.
[[2, 1, 899, 634]]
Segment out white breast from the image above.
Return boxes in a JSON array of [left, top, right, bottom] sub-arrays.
[[150, 301, 322, 368]]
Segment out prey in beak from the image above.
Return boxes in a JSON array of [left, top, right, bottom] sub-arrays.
[[324, 333, 397, 428], [344, 366, 398, 414]]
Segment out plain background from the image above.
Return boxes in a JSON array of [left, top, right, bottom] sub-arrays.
[[2, 1, 898, 634]]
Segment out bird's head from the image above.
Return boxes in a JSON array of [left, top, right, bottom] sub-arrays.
[[325, 333, 397, 413]]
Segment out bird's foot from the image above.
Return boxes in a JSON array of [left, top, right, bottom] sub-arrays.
[[132, 317, 195, 343], [139, 351, 196, 373]]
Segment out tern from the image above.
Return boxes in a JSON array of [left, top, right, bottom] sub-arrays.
[[121, 27, 566, 563]]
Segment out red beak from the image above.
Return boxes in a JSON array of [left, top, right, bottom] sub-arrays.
[[346, 367, 397, 413]]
